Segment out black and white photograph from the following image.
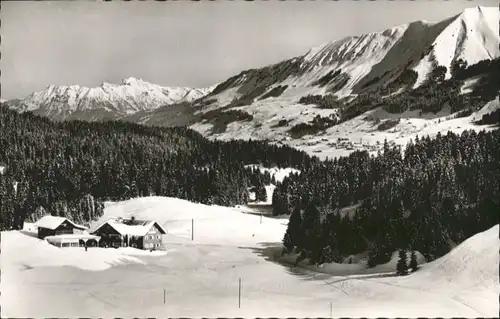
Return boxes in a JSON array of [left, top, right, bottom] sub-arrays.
[[0, 0, 499, 317]]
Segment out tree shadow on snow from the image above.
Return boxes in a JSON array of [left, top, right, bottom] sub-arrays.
[[239, 243, 400, 284], [238, 242, 282, 262], [238, 242, 326, 282]]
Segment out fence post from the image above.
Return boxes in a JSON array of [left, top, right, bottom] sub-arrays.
[[238, 277, 242, 308], [164, 289, 166, 304], [260, 214, 262, 224], [330, 301, 332, 318], [191, 218, 194, 241]]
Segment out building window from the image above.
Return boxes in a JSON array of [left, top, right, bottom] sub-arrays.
[[156, 235, 160, 240], [56, 229, 73, 235]]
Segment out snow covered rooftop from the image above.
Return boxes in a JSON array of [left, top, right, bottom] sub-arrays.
[[92, 218, 167, 237], [34, 215, 87, 231]]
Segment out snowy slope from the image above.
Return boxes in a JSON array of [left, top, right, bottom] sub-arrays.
[[6, 77, 214, 121], [381, 224, 500, 316], [185, 7, 499, 159], [406, 224, 499, 290], [202, 6, 497, 100], [284, 23, 409, 97], [413, 6, 500, 87], [194, 96, 500, 160], [91, 197, 285, 247], [2, 197, 497, 318], [1, 229, 144, 272]]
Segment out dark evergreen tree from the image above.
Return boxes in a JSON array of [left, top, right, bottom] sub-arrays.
[[255, 184, 268, 202], [396, 249, 408, 276], [28, 206, 48, 223], [283, 205, 302, 251], [409, 250, 418, 272], [367, 243, 392, 268]]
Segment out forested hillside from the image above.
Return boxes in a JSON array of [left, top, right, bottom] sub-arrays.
[[0, 106, 316, 231], [275, 129, 500, 265], [2, 103, 499, 266]]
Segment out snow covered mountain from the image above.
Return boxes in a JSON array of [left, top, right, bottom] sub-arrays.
[[185, 6, 499, 158], [4, 77, 214, 121], [201, 6, 498, 100], [4, 7, 498, 158]]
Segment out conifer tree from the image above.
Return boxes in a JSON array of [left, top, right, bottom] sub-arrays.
[[301, 200, 321, 254], [255, 184, 268, 202], [409, 250, 418, 272], [396, 249, 409, 276], [29, 206, 48, 223], [283, 205, 302, 250]]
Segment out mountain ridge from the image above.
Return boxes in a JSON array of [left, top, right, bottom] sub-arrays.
[[183, 6, 499, 159], [204, 6, 498, 101], [4, 6, 499, 158], [5, 77, 215, 121]]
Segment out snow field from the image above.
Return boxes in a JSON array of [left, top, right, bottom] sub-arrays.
[[1, 197, 498, 317], [1, 230, 145, 273]]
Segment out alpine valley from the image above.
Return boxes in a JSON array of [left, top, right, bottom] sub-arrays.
[[1, 5, 500, 318], [4, 6, 499, 159]]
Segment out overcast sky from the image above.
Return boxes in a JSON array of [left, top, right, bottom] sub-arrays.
[[1, 0, 497, 100]]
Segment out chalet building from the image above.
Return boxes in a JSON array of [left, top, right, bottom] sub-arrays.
[[34, 215, 100, 248], [35, 215, 88, 239], [91, 217, 167, 250]]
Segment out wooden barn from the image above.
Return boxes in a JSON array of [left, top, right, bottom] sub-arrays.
[[34, 215, 101, 248], [91, 217, 167, 250], [35, 215, 88, 239]]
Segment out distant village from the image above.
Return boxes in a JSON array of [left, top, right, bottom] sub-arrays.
[[32, 215, 167, 250]]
